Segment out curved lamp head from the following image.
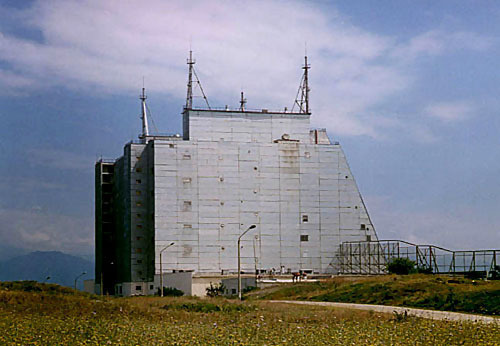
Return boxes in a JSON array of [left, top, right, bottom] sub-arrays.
[[248, 225, 256, 230]]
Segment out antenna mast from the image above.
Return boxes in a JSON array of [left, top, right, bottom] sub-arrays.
[[292, 55, 311, 114], [185, 50, 195, 109], [239, 91, 247, 111], [140, 87, 149, 140], [184, 50, 211, 110], [303, 55, 310, 114]]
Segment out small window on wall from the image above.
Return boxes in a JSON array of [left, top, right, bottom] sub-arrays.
[[300, 235, 309, 242], [183, 224, 192, 229], [136, 286, 142, 291], [137, 213, 142, 218], [366, 235, 372, 242], [360, 224, 366, 230], [136, 167, 142, 173], [183, 154, 191, 160], [137, 259, 142, 264], [150, 285, 154, 290], [136, 202, 142, 207], [137, 224, 143, 229], [136, 179, 142, 184], [302, 215, 309, 223], [183, 201, 192, 211]]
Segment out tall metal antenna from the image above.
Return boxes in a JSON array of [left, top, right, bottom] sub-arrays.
[[292, 55, 311, 114], [185, 50, 195, 109], [184, 50, 211, 110], [239, 91, 247, 111], [303, 55, 310, 114], [140, 87, 149, 139]]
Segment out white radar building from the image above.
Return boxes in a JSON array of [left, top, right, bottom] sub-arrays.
[[95, 54, 378, 296]]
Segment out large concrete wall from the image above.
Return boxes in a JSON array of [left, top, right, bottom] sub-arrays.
[[187, 110, 311, 143], [153, 110, 377, 275], [97, 108, 378, 295]]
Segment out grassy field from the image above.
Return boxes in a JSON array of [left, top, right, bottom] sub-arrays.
[[0, 281, 499, 345], [250, 274, 500, 316]]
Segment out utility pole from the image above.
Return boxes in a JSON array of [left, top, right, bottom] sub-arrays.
[[159, 242, 175, 297], [238, 224, 256, 300], [74, 271, 87, 290]]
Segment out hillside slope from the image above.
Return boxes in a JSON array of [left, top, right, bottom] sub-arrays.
[[0, 251, 93, 289], [250, 274, 500, 315]]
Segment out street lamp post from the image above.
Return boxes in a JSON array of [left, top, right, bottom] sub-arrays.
[[159, 242, 175, 297], [238, 224, 256, 300], [74, 271, 87, 290]]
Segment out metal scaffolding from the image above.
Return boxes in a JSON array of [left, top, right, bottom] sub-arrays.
[[333, 239, 500, 278]]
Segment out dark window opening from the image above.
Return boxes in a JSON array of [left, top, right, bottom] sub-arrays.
[[360, 224, 366, 230], [300, 235, 309, 242], [302, 215, 309, 223], [136, 286, 142, 291]]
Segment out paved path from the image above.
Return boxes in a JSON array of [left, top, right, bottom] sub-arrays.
[[269, 300, 499, 324]]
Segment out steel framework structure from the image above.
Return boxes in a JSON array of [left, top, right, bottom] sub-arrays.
[[333, 239, 500, 278]]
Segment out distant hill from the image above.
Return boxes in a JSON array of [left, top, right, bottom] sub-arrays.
[[0, 251, 94, 290]]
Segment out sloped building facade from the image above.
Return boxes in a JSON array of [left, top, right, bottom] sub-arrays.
[[96, 106, 377, 295]]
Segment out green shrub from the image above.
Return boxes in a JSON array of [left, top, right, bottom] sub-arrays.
[[387, 258, 416, 275], [206, 283, 225, 297], [157, 287, 184, 297]]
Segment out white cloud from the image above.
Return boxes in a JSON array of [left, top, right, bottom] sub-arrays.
[[425, 101, 475, 122], [0, 208, 93, 255], [392, 30, 494, 61], [0, 1, 493, 139]]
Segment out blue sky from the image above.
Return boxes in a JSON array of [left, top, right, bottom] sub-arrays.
[[0, 0, 499, 257]]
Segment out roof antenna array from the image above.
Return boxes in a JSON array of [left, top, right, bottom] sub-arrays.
[[291, 55, 311, 114], [185, 51, 211, 110]]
